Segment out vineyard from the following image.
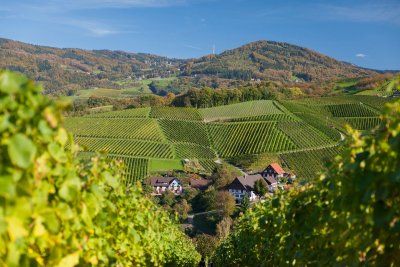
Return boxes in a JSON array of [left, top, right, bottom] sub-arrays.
[[277, 121, 336, 148], [200, 100, 283, 121], [108, 156, 149, 184], [151, 107, 202, 120], [158, 119, 211, 146], [73, 137, 175, 158], [65, 117, 165, 141], [280, 146, 343, 182], [86, 107, 151, 118], [228, 113, 297, 122], [326, 103, 378, 117], [65, 95, 391, 183], [208, 121, 296, 157], [174, 143, 217, 159], [343, 117, 382, 130]]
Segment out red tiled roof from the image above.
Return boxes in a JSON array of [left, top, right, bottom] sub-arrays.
[[269, 163, 285, 175]]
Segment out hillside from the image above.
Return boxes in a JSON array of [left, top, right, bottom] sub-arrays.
[[65, 95, 393, 183], [0, 38, 381, 96], [0, 38, 182, 94], [182, 40, 378, 82]]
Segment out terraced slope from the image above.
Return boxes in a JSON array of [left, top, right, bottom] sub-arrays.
[[66, 96, 389, 183], [158, 119, 210, 146], [326, 103, 378, 117], [151, 107, 202, 120], [174, 143, 217, 159], [282, 96, 386, 132], [65, 117, 164, 141], [200, 100, 283, 122], [208, 121, 296, 157], [86, 107, 151, 118], [277, 122, 336, 148], [74, 137, 174, 158], [280, 146, 343, 183]]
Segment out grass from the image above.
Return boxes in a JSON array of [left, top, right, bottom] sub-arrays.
[[149, 158, 184, 172], [71, 77, 177, 100]]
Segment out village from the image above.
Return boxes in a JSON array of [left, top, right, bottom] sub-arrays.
[[147, 162, 296, 203]]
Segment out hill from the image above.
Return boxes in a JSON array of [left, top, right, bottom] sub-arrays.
[[0, 38, 182, 95], [64, 96, 394, 183], [182, 40, 378, 82], [0, 38, 382, 96]]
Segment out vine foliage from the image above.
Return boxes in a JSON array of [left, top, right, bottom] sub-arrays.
[[0, 71, 200, 266]]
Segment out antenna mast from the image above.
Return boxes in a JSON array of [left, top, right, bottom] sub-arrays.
[[212, 44, 215, 55]]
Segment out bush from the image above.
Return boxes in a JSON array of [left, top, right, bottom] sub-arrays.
[[0, 71, 200, 266], [213, 100, 400, 266]]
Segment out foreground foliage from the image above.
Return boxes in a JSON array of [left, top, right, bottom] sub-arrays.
[[0, 71, 200, 266], [214, 100, 400, 266]]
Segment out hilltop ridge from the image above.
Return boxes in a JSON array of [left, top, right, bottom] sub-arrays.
[[0, 37, 380, 95], [182, 40, 377, 82]]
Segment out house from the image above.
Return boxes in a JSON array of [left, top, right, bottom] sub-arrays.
[[226, 174, 267, 202], [264, 176, 278, 192], [262, 163, 286, 179], [149, 177, 183, 195], [189, 178, 212, 191]]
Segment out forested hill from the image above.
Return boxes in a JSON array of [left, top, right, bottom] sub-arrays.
[[0, 38, 182, 94], [0, 38, 380, 95], [182, 40, 378, 82]]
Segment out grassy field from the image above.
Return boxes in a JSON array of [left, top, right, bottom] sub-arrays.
[[65, 95, 392, 183], [149, 159, 184, 172], [70, 77, 178, 100]]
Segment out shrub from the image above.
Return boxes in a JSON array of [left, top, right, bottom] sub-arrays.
[[0, 71, 200, 266]]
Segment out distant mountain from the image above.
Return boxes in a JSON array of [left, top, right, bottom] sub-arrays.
[[181, 40, 378, 82], [0, 38, 182, 94], [0, 38, 380, 95]]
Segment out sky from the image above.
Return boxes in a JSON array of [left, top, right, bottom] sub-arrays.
[[0, 0, 399, 70]]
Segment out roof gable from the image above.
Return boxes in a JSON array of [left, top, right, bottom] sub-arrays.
[[267, 163, 285, 175], [149, 177, 180, 187]]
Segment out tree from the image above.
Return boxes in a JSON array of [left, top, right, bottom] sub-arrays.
[[213, 100, 400, 266], [160, 190, 176, 206], [253, 179, 268, 196], [173, 199, 191, 221], [216, 217, 233, 240], [240, 195, 251, 213], [0, 71, 201, 266], [211, 163, 241, 189], [216, 191, 236, 217], [194, 234, 219, 265]]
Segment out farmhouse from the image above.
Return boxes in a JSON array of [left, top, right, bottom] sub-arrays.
[[226, 174, 267, 202], [264, 176, 278, 192], [262, 163, 286, 179], [149, 177, 183, 195]]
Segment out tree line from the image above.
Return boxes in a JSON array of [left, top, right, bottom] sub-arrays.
[[172, 82, 277, 108]]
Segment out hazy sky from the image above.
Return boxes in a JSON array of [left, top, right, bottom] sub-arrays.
[[0, 0, 399, 70]]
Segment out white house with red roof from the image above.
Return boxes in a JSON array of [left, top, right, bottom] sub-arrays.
[[262, 163, 286, 179]]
